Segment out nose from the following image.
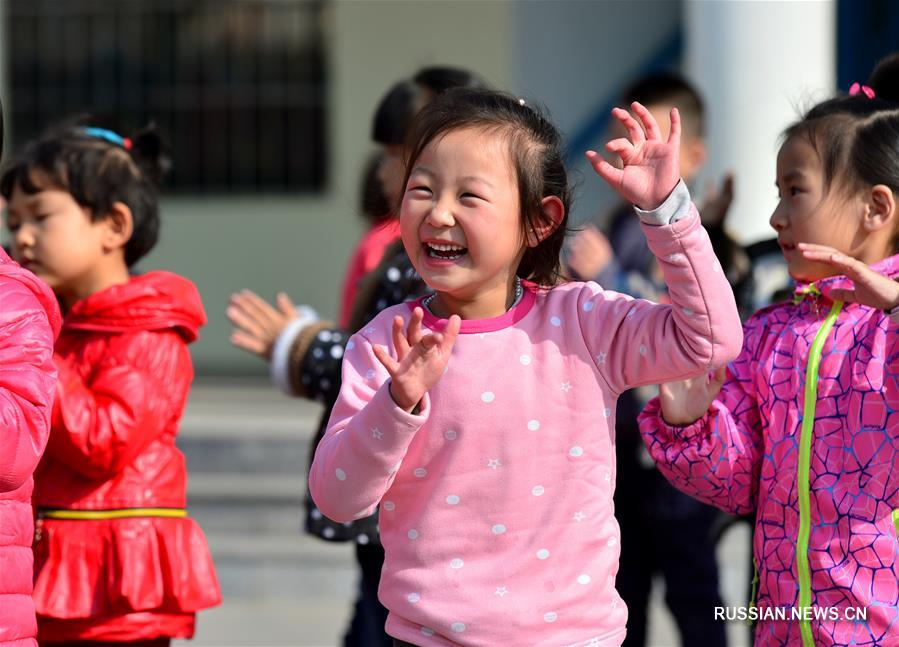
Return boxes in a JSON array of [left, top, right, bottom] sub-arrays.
[[769, 201, 787, 232], [425, 198, 456, 228], [13, 223, 35, 251]]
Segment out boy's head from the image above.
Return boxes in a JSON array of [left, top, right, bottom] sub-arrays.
[[615, 72, 707, 183]]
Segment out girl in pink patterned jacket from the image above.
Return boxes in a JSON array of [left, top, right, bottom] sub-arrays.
[[639, 55, 899, 647], [310, 88, 742, 646]]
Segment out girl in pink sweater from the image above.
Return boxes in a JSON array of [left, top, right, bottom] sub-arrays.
[[639, 56, 899, 646], [309, 88, 742, 646]]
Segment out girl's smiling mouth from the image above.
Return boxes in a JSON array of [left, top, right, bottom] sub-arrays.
[[425, 242, 467, 261]]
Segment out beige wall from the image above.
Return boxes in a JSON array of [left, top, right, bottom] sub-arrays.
[[142, 1, 513, 374]]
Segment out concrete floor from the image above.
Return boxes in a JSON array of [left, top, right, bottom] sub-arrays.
[[173, 378, 754, 647]]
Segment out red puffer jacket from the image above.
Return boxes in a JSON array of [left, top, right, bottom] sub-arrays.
[[0, 249, 60, 647], [31, 271, 221, 643]]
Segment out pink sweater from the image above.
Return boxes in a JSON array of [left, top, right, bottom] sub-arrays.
[[310, 205, 742, 646]]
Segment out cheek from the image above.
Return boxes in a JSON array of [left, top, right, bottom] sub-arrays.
[[398, 204, 420, 245]]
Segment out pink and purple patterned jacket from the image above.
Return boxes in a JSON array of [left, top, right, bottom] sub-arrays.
[[639, 255, 899, 647]]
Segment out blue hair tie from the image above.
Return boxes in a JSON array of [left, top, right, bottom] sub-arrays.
[[80, 127, 132, 150]]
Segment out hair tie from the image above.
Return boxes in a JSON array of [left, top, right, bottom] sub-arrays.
[[849, 82, 876, 99], [80, 127, 133, 150]]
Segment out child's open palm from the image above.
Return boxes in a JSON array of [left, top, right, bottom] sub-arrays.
[[372, 307, 461, 412], [799, 243, 899, 310], [659, 366, 727, 426], [588, 102, 681, 211]]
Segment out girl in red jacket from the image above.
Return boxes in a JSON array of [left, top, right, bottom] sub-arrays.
[[1, 123, 221, 646]]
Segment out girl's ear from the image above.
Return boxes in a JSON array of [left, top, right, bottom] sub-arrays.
[[101, 201, 134, 253], [526, 196, 565, 247], [864, 184, 897, 233]]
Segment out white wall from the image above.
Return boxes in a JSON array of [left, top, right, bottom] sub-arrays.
[[686, 0, 836, 244]]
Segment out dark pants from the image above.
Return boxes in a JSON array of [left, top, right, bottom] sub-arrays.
[[615, 464, 728, 647], [343, 541, 392, 647]]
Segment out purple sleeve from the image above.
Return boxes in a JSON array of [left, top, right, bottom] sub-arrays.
[[637, 315, 766, 515]]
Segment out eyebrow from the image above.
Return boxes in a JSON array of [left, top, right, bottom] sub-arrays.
[[777, 170, 807, 184], [461, 175, 494, 189], [409, 166, 494, 189]]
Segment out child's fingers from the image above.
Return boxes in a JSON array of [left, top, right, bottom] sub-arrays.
[[391, 316, 410, 360], [419, 332, 442, 352], [667, 107, 681, 148], [229, 330, 267, 356], [226, 305, 266, 337], [276, 292, 299, 318], [441, 315, 462, 349], [612, 106, 645, 147], [631, 102, 661, 141], [372, 344, 399, 375], [797, 245, 863, 276], [408, 307, 425, 347], [605, 138, 634, 159], [586, 152, 624, 186], [237, 290, 280, 325]]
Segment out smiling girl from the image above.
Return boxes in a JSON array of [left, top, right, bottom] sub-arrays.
[[309, 88, 742, 646]]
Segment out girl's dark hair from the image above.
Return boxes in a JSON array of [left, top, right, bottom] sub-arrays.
[[360, 152, 391, 226], [372, 66, 487, 146], [783, 53, 899, 200], [402, 88, 571, 287], [0, 120, 169, 267]]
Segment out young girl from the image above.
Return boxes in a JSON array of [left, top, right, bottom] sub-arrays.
[[309, 88, 743, 646], [2, 124, 221, 646], [0, 100, 61, 647], [639, 55, 899, 647]]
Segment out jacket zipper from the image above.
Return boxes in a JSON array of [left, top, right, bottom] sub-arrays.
[[796, 299, 842, 646]]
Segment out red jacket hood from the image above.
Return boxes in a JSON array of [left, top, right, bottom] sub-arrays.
[[64, 271, 206, 342], [0, 247, 62, 338]]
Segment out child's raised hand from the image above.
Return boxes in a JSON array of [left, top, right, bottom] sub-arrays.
[[798, 243, 899, 310], [588, 102, 681, 211], [372, 307, 461, 412], [658, 366, 727, 426], [227, 289, 299, 360]]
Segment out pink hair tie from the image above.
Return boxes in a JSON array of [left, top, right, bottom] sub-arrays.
[[849, 82, 876, 99]]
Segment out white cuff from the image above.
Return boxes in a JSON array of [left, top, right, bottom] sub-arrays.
[[633, 179, 691, 226], [270, 305, 319, 396]]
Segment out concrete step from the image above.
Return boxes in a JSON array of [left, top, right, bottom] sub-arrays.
[[180, 435, 313, 475]]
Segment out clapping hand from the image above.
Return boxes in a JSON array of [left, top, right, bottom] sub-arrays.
[[227, 290, 299, 361], [372, 307, 461, 412], [658, 366, 727, 426]]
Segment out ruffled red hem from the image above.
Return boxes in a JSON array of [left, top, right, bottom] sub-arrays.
[[38, 611, 194, 642], [33, 516, 221, 619]]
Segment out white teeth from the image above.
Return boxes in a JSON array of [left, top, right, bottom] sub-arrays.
[[428, 243, 465, 252]]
